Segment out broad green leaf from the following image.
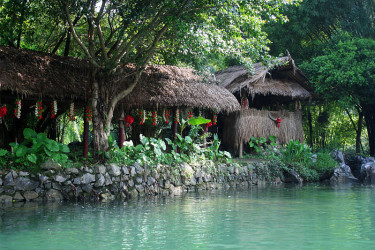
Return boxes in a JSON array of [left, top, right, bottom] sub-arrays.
[[0, 149, 8, 157], [37, 133, 47, 142], [23, 128, 37, 140], [188, 117, 211, 126], [16, 145, 28, 157], [27, 153, 37, 164], [60, 144, 70, 153]]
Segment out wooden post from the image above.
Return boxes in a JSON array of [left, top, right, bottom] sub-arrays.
[[83, 117, 89, 158], [172, 109, 178, 140], [239, 140, 243, 158]]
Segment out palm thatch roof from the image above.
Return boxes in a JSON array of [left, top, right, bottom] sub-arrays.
[[121, 65, 240, 112], [215, 56, 311, 100], [0, 46, 239, 112]]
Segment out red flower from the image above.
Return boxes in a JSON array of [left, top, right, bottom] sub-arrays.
[[124, 115, 134, 125], [276, 117, 282, 128], [39, 115, 43, 120], [206, 122, 212, 128], [0, 106, 7, 118]]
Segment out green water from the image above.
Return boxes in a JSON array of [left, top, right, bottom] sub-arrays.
[[1, 185, 375, 249]]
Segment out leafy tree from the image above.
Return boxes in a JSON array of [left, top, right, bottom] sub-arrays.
[[55, 0, 300, 152], [301, 36, 375, 155]]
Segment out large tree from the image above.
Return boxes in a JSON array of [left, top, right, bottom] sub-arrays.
[[301, 36, 375, 155], [55, 0, 299, 152]]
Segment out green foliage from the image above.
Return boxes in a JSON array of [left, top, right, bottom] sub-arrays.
[[9, 128, 71, 170], [249, 135, 278, 153]]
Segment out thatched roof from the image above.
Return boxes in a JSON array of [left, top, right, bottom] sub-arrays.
[[122, 65, 240, 112], [215, 56, 312, 100], [0, 46, 90, 100], [0, 46, 239, 112]]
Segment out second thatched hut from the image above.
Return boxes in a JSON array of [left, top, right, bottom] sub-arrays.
[[215, 56, 312, 157]]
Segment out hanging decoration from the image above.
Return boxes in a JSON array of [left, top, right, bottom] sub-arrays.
[[175, 109, 180, 124], [212, 110, 217, 125], [85, 105, 92, 122], [50, 100, 57, 119], [276, 117, 282, 128], [152, 111, 157, 126], [124, 115, 134, 127], [188, 110, 193, 120], [241, 97, 249, 109], [36, 100, 43, 120], [69, 102, 75, 121], [163, 109, 170, 124], [14, 99, 21, 119], [0, 105, 7, 124], [139, 109, 146, 125], [205, 121, 213, 131]]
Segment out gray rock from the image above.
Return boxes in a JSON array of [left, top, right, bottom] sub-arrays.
[[82, 184, 93, 193], [15, 177, 39, 191], [13, 192, 24, 201], [81, 173, 96, 184], [104, 173, 112, 185], [134, 163, 144, 174], [195, 170, 203, 178], [283, 169, 303, 184], [84, 166, 93, 173], [135, 184, 144, 193], [73, 177, 81, 185], [311, 154, 318, 163], [54, 175, 67, 183], [11, 170, 18, 178], [38, 173, 49, 185], [330, 163, 358, 184], [147, 177, 156, 186], [0, 178, 2, 186], [107, 164, 121, 176], [181, 163, 194, 177], [330, 150, 344, 163], [136, 177, 143, 184], [128, 179, 134, 187], [360, 162, 375, 184], [44, 183, 52, 189], [19, 171, 29, 177], [344, 154, 367, 178], [130, 167, 136, 176], [40, 159, 61, 170], [122, 166, 129, 175], [46, 189, 63, 201], [4, 172, 14, 186], [65, 168, 79, 175], [228, 166, 235, 174], [0, 195, 12, 203], [52, 182, 62, 190], [23, 191, 38, 201], [95, 174, 105, 187], [95, 165, 106, 174]]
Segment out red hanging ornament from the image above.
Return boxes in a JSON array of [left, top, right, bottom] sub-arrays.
[[212, 111, 217, 125], [163, 109, 170, 124], [0, 106, 7, 118], [14, 99, 21, 119], [276, 117, 282, 128], [85, 106, 92, 122], [50, 101, 57, 119], [175, 109, 180, 124], [152, 111, 157, 126], [124, 115, 134, 127], [205, 121, 212, 129], [139, 109, 145, 125], [241, 97, 249, 109], [36, 101, 43, 120], [188, 110, 193, 120]]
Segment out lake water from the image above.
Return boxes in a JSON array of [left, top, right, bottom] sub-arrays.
[[1, 184, 375, 249]]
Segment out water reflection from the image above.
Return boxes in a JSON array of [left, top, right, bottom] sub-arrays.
[[1, 185, 375, 249]]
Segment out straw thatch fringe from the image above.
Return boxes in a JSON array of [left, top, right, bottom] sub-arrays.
[[222, 108, 304, 155]]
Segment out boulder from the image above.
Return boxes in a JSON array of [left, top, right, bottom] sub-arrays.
[[23, 191, 38, 201], [136, 177, 143, 184], [46, 189, 63, 201], [130, 167, 136, 176], [82, 184, 93, 193], [283, 169, 303, 184], [330, 150, 345, 163], [13, 192, 24, 201], [0, 195, 12, 203], [95, 174, 105, 187], [19, 171, 29, 177], [330, 163, 359, 184], [38, 173, 49, 185], [40, 159, 61, 170], [122, 166, 129, 175], [0, 178, 2, 186], [14, 177, 39, 191], [181, 163, 194, 178], [95, 165, 106, 174], [344, 154, 367, 178], [4, 172, 14, 186], [147, 176, 156, 186], [104, 173, 112, 185], [65, 168, 79, 175], [81, 173, 95, 184], [72, 177, 81, 185], [134, 163, 144, 175], [107, 164, 121, 176], [360, 162, 375, 184], [54, 175, 67, 183]]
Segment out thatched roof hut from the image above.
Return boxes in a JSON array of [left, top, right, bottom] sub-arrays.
[[0, 46, 239, 113], [215, 56, 311, 104], [215, 56, 312, 157]]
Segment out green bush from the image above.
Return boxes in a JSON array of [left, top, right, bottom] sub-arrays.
[[9, 128, 71, 170]]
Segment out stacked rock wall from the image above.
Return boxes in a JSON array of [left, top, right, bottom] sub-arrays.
[[0, 160, 280, 204]]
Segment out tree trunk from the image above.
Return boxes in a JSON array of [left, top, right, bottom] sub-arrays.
[[356, 111, 364, 154], [307, 105, 313, 148], [118, 107, 125, 148], [83, 117, 89, 158], [363, 104, 375, 156]]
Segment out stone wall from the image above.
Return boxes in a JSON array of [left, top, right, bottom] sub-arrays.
[[0, 160, 281, 204]]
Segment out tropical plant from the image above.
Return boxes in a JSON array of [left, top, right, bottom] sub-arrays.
[[9, 128, 71, 169]]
